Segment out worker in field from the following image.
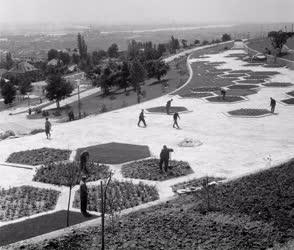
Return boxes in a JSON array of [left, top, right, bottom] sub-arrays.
[[159, 145, 174, 173], [173, 112, 180, 129], [137, 109, 147, 127], [166, 99, 173, 115], [45, 117, 52, 139], [270, 97, 276, 113]]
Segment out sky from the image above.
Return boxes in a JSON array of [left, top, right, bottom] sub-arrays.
[[0, 0, 293, 25]]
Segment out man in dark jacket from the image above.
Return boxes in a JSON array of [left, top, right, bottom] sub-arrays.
[[173, 112, 180, 129], [137, 109, 147, 127], [45, 117, 51, 139], [80, 151, 89, 175], [159, 145, 174, 172], [166, 99, 173, 115], [80, 176, 91, 217], [270, 97, 276, 113]]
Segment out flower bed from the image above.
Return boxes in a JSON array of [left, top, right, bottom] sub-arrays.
[[206, 96, 244, 103], [281, 98, 294, 105], [73, 181, 159, 213], [214, 89, 258, 97], [191, 87, 220, 92], [179, 92, 213, 98], [245, 75, 270, 80], [262, 82, 293, 87], [0, 186, 60, 222], [220, 73, 248, 78], [236, 79, 265, 84], [6, 148, 71, 166], [33, 162, 111, 186], [228, 108, 271, 116], [243, 63, 264, 66], [121, 159, 193, 181], [146, 106, 188, 114], [228, 84, 259, 90], [249, 71, 279, 76], [230, 70, 253, 74], [286, 91, 294, 97]]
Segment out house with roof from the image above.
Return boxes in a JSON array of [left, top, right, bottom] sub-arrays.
[[7, 61, 39, 77]]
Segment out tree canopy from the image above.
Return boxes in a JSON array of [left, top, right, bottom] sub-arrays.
[[1, 81, 16, 105], [268, 30, 294, 55]]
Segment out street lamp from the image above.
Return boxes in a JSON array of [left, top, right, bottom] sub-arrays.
[[76, 79, 81, 119]]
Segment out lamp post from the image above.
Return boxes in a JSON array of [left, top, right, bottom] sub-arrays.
[[76, 79, 81, 119]]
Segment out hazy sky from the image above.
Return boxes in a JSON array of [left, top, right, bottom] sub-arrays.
[[0, 0, 293, 25]]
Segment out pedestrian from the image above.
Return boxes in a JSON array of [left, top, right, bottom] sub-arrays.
[[220, 88, 227, 100], [137, 109, 147, 127], [166, 99, 173, 115], [45, 117, 51, 139], [39, 97, 42, 104], [159, 145, 174, 173], [173, 112, 180, 129], [80, 176, 91, 217], [80, 150, 89, 175], [270, 97, 276, 113], [28, 108, 32, 115]]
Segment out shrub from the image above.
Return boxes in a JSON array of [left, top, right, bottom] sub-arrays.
[[30, 128, 45, 135], [100, 104, 107, 113]]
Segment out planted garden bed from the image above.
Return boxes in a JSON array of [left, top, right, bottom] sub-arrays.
[[249, 71, 279, 76], [236, 79, 265, 84], [220, 73, 248, 78], [214, 89, 258, 97], [179, 92, 213, 98], [122, 159, 193, 181], [75, 142, 150, 164], [73, 181, 159, 212], [206, 96, 244, 103], [0, 186, 60, 222], [228, 84, 259, 90], [191, 86, 220, 92], [146, 106, 188, 114], [230, 70, 253, 74], [243, 63, 264, 66], [281, 98, 294, 105], [33, 162, 110, 186], [245, 75, 270, 80], [6, 148, 71, 166], [262, 82, 293, 87], [286, 91, 294, 97], [228, 108, 271, 116]]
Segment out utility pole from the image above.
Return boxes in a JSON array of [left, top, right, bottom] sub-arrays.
[[77, 80, 81, 119]]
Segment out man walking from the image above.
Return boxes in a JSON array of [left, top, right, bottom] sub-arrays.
[[220, 88, 227, 100], [159, 145, 174, 173], [80, 176, 91, 217], [173, 112, 180, 129], [270, 97, 276, 113], [137, 109, 147, 127], [166, 99, 173, 115], [45, 117, 51, 139], [80, 150, 90, 175]]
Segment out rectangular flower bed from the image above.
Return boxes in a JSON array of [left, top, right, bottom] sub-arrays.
[[6, 148, 71, 166], [228, 84, 259, 90], [0, 186, 60, 222], [262, 82, 293, 87], [206, 96, 244, 103], [73, 181, 159, 213], [180, 92, 214, 98], [146, 106, 188, 114], [281, 98, 294, 105], [228, 108, 271, 116]]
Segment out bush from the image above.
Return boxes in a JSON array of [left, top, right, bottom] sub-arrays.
[[30, 128, 45, 135], [0, 130, 15, 140], [109, 95, 116, 100], [100, 104, 107, 113]]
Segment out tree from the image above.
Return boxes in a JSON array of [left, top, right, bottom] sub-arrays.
[[107, 43, 119, 58], [1, 82, 16, 105], [4, 52, 14, 70], [118, 61, 130, 92], [146, 60, 169, 81], [72, 53, 80, 65], [181, 39, 188, 48], [157, 43, 167, 57], [45, 75, 73, 109], [221, 33, 231, 42], [169, 36, 180, 54], [129, 59, 146, 91], [77, 33, 88, 60], [202, 40, 209, 45], [48, 49, 59, 61], [268, 30, 294, 56], [99, 67, 112, 95], [194, 39, 200, 45], [127, 40, 140, 60], [19, 78, 32, 96], [58, 51, 71, 65]]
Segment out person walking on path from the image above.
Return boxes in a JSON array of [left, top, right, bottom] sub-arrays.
[[173, 112, 180, 129], [80, 151, 90, 175], [45, 117, 52, 139], [220, 88, 227, 100], [270, 97, 276, 113], [159, 145, 174, 173], [166, 99, 173, 115], [80, 176, 91, 217], [137, 109, 147, 127]]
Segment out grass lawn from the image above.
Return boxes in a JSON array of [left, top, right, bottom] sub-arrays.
[[146, 106, 188, 114], [179, 92, 214, 98], [0, 210, 97, 247], [228, 108, 272, 116], [122, 159, 193, 181], [262, 82, 293, 87], [73, 181, 159, 213], [281, 98, 294, 105], [206, 96, 244, 103], [6, 148, 71, 166], [22, 159, 294, 250], [75, 142, 150, 164]]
